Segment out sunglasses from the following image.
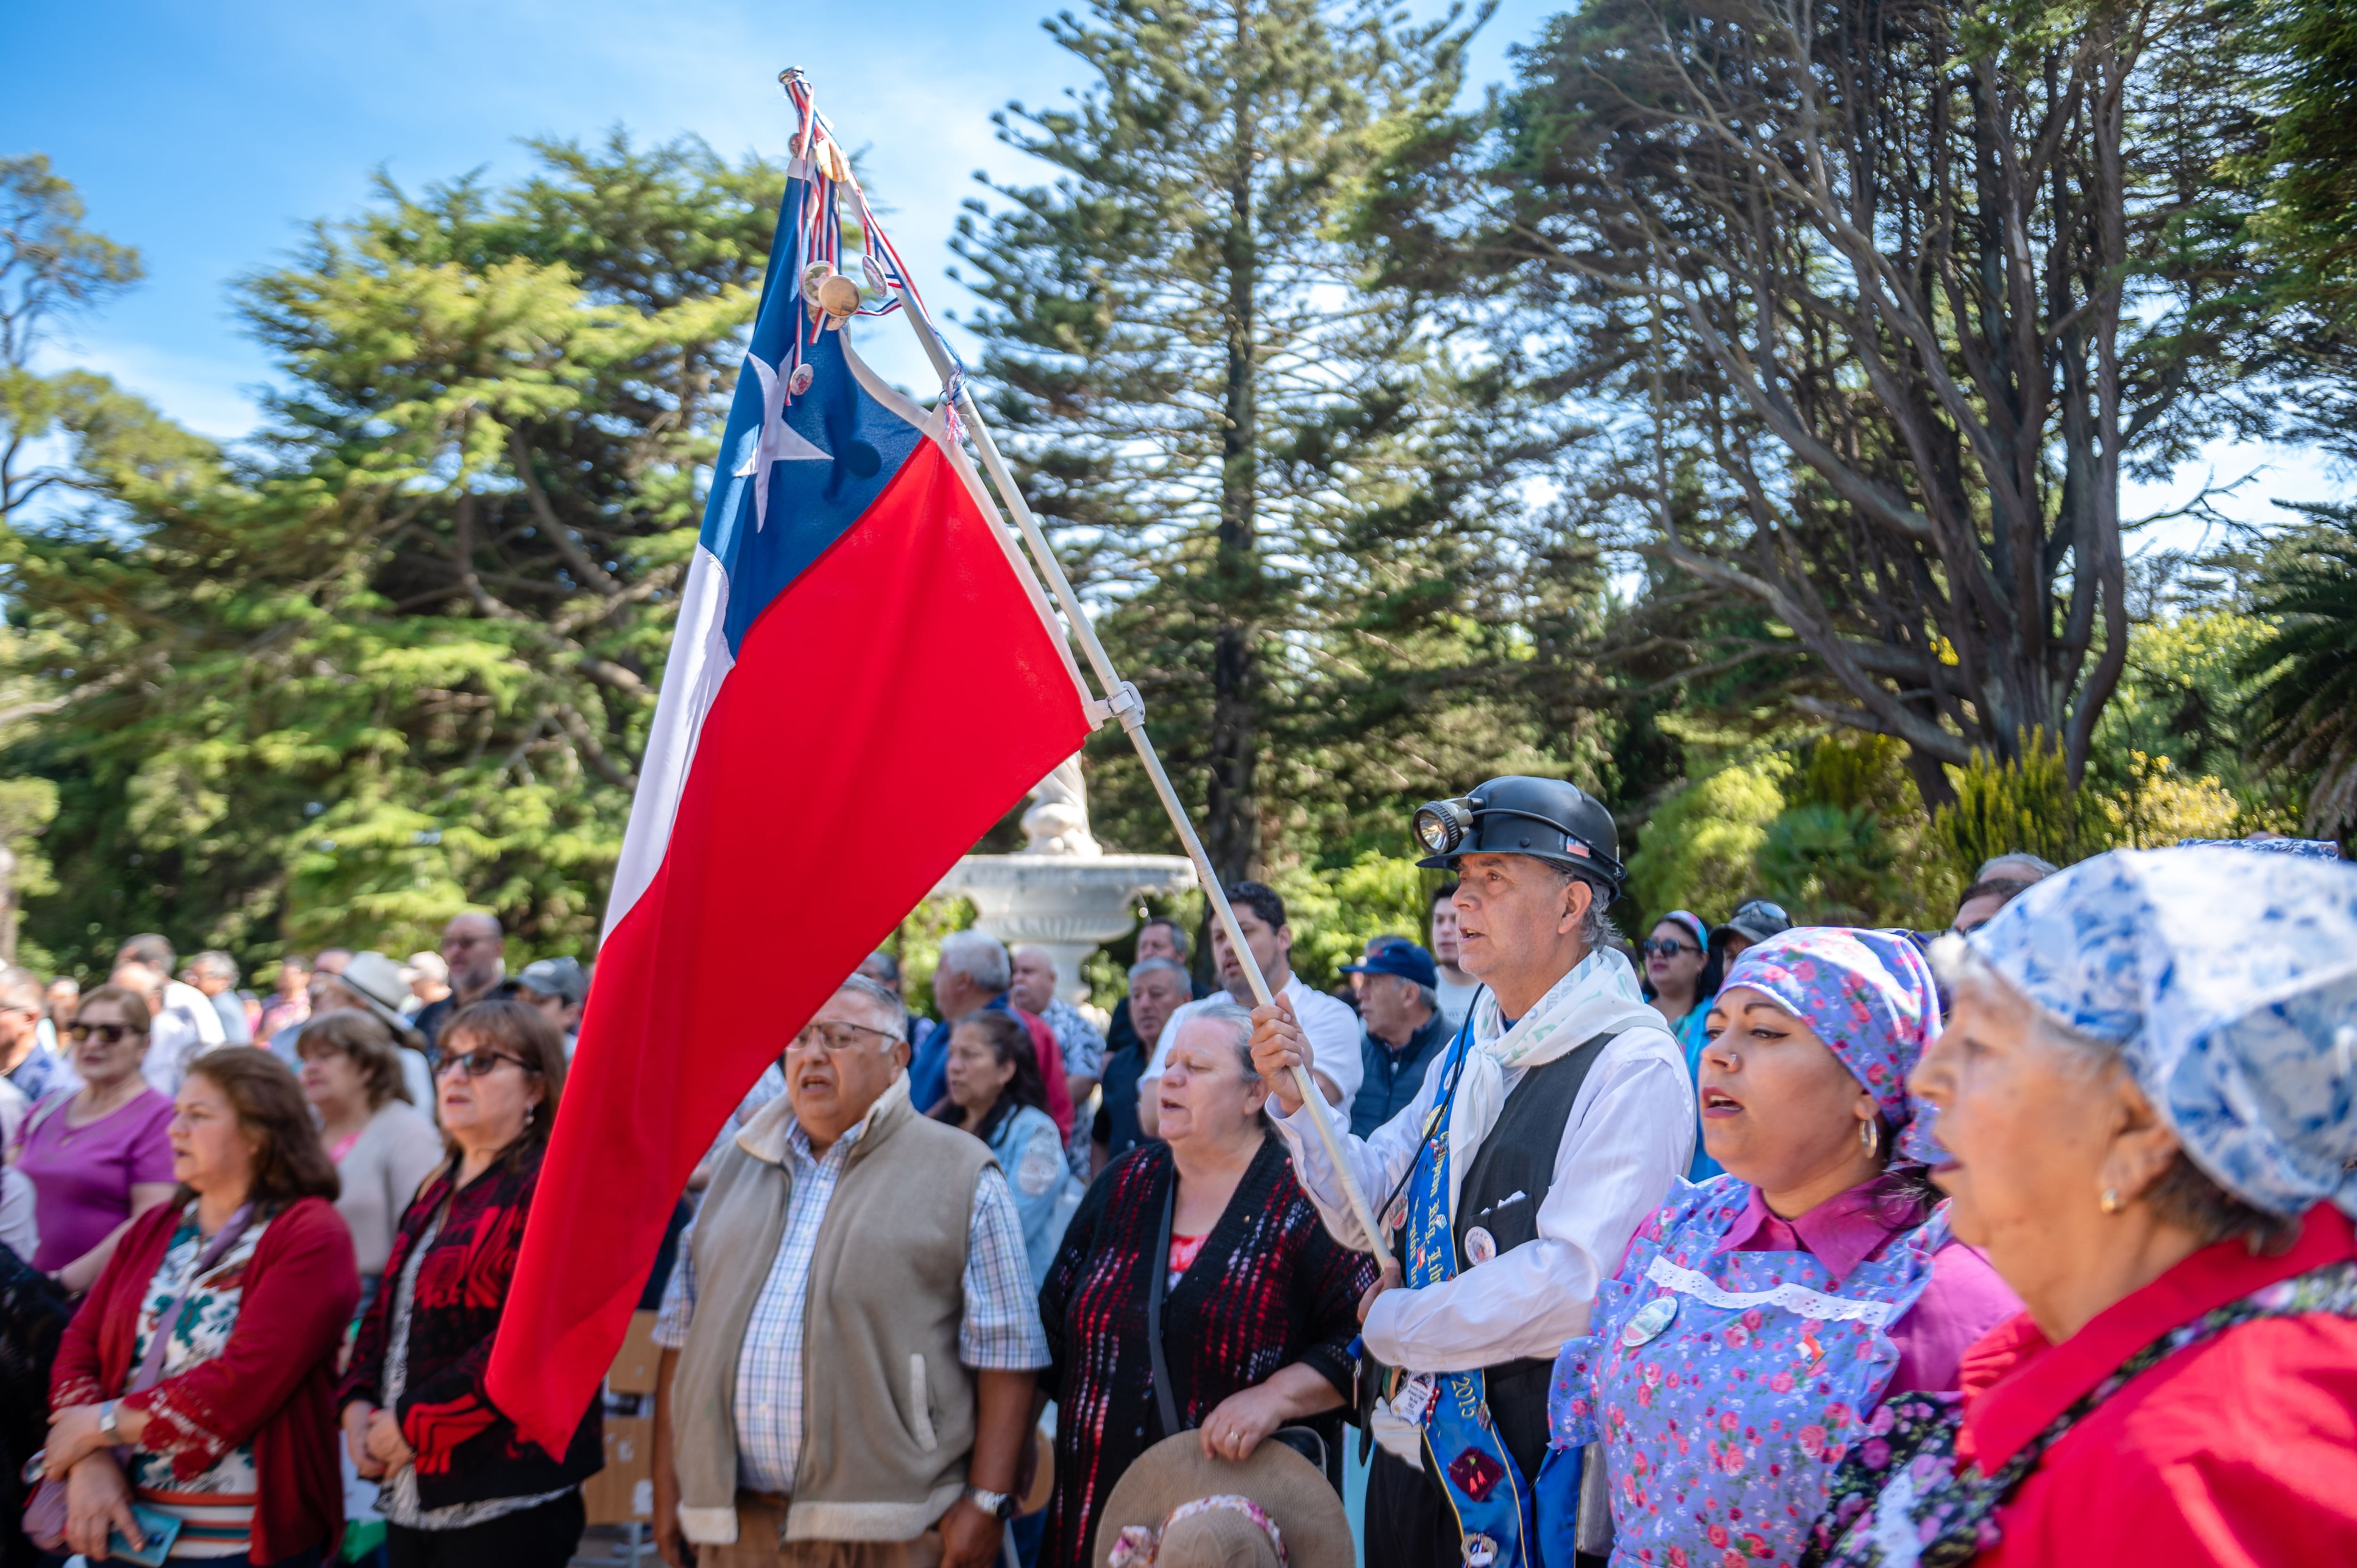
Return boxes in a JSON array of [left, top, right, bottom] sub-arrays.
[[434, 1048, 533, 1079], [1640, 938, 1699, 959], [789, 1020, 901, 1055], [1731, 900, 1790, 923], [67, 1022, 142, 1044]]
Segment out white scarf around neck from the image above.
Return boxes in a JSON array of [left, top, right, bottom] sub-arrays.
[[1446, 945, 1667, 1221]]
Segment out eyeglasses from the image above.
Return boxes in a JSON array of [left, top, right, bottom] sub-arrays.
[[435, 1048, 533, 1079], [788, 1021, 901, 1055], [67, 1023, 141, 1044], [1639, 938, 1698, 959]]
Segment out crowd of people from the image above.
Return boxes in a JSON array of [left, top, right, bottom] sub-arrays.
[[5, 780, 2356, 1568]]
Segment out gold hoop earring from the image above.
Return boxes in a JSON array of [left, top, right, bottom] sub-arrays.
[[1860, 1118, 1880, 1160], [2100, 1187, 2122, 1214]]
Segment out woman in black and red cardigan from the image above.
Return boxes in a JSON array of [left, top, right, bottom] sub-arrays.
[[1037, 1001, 1375, 1568], [339, 1001, 600, 1568]]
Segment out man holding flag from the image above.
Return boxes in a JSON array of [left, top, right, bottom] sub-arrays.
[[1250, 779, 1693, 1568]]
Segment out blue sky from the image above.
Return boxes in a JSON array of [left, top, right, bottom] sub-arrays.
[[6, 0, 2334, 550]]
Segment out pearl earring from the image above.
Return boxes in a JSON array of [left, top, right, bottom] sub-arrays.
[[2100, 1187, 2123, 1214]]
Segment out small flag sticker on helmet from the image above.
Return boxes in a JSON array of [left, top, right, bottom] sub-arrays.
[[1566, 838, 1589, 857]]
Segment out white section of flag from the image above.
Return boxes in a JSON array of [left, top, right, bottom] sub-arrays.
[[604, 544, 735, 937]]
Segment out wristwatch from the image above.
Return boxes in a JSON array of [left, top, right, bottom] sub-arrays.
[[962, 1485, 1016, 1520], [96, 1401, 121, 1442]]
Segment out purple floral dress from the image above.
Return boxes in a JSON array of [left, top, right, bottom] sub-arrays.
[[1549, 1178, 1949, 1568]]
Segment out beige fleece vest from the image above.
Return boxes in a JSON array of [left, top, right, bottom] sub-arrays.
[[674, 1076, 996, 1545]]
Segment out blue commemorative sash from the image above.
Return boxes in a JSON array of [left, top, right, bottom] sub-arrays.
[[1396, 1025, 1536, 1568]]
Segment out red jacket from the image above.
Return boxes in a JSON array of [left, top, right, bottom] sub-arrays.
[[1956, 1203, 2357, 1567], [51, 1195, 359, 1566]]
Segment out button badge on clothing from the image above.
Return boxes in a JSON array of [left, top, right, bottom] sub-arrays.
[[1621, 1294, 1678, 1347], [1461, 1533, 1500, 1568], [1464, 1226, 1498, 1266]]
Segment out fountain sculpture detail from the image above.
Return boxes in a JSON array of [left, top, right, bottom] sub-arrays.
[[932, 753, 1195, 1004]]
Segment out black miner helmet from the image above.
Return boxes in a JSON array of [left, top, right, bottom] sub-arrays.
[[1412, 776, 1626, 896]]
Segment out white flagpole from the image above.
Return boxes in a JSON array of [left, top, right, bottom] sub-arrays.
[[887, 246, 1396, 1273]]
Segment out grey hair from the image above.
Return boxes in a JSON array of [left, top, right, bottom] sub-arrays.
[[191, 950, 239, 984], [1929, 935, 2299, 1253], [834, 971, 910, 1039], [1181, 998, 1260, 1081], [936, 930, 1012, 992], [1129, 956, 1190, 986], [1415, 982, 1442, 1016], [860, 949, 901, 984], [1141, 917, 1191, 960], [1975, 852, 2060, 882], [0, 965, 41, 1013]]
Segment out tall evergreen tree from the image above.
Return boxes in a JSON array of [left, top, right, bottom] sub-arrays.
[[952, 0, 1563, 879]]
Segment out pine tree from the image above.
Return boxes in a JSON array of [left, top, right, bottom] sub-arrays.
[[951, 0, 1554, 879]]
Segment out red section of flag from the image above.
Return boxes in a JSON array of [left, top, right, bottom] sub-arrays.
[[486, 440, 1089, 1453]]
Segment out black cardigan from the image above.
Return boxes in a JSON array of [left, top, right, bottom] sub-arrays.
[[1037, 1138, 1375, 1568]]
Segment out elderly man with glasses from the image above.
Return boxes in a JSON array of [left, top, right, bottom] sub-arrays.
[[650, 972, 1046, 1568]]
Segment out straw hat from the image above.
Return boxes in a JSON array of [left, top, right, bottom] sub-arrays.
[[1094, 1433, 1350, 1568]]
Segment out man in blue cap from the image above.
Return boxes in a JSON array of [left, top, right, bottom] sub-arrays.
[[1343, 936, 1452, 1138], [1251, 776, 1691, 1568]]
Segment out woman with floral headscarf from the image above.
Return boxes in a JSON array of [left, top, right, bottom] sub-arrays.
[[1808, 847, 2357, 1567], [1549, 928, 2021, 1568]]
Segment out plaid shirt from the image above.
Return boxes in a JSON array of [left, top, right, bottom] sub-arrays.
[[653, 1095, 1046, 1494]]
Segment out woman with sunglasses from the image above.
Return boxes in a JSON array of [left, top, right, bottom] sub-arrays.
[[339, 1000, 602, 1568], [14, 984, 179, 1292], [1640, 912, 1724, 1179]]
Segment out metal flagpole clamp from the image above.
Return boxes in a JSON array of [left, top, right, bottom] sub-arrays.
[[1085, 681, 1147, 735]]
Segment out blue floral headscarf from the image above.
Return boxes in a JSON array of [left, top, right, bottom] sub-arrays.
[[1716, 928, 1945, 1162], [1966, 846, 2357, 1218]]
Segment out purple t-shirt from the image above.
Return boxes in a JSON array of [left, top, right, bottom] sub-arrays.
[[16, 1087, 177, 1271]]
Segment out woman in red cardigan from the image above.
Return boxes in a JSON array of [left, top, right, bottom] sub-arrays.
[[45, 1047, 359, 1567]]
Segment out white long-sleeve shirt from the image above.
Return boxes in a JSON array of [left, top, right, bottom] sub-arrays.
[[1273, 1022, 1693, 1375]]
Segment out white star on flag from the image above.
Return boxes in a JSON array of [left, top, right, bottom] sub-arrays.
[[734, 349, 832, 531]]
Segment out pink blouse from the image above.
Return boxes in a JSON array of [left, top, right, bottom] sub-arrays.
[[1714, 1179, 2021, 1393]]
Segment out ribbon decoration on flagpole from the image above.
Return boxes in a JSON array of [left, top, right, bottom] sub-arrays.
[[776, 68, 1395, 1271]]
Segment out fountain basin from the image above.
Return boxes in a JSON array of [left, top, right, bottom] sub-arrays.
[[934, 852, 1197, 1004]]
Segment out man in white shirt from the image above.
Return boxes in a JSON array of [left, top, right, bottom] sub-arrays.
[[1429, 881, 1480, 1028], [1135, 879, 1359, 1139], [115, 934, 226, 1097], [1250, 777, 1692, 1568]]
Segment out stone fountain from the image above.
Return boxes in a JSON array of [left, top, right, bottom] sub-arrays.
[[932, 754, 1196, 1004]]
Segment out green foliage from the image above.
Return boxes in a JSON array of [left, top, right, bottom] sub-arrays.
[[1622, 756, 1788, 932], [1928, 731, 2090, 885], [2237, 504, 2357, 835], [1268, 850, 1431, 991], [4, 136, 783, 977], [1755, 733, 1952, 925], [1754, 805, 1900, 927]]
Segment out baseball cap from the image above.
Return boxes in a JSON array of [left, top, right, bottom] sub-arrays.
[[1340, 936, 1439, 989], [517, 956, 588, 1004]]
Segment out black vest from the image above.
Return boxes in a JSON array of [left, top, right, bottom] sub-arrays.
[[1448, 1030, 1617, 1479]]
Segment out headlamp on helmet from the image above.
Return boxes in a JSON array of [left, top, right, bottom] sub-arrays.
[[1412, 798, 1476, 858]]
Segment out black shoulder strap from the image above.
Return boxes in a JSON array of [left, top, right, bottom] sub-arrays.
[[1147, 1173, 1181, 1438]]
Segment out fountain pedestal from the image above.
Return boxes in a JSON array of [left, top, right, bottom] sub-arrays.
[[932, 756, 1195, 1004]]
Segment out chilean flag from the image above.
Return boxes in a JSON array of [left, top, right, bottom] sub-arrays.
[[486, 156, 1093, 1452]]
